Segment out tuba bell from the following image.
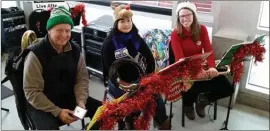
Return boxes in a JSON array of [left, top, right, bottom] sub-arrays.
[[108, 58, 145, 92]]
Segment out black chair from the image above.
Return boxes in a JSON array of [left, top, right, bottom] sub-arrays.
[[181, 98, 217, 127], [1, 108, 9, 112], [2, 77, 11, 112], [1, 74, 34, 130], [2, 76, 85, 130], [168, 42, 218, 127]]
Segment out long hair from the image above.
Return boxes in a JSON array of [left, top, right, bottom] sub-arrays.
[[111, 18, 139, 36], [176, 7, 201, 43]]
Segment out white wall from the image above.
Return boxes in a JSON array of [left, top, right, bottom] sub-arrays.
[[1, 1, 17, 8], [212, 1, 262, 40]]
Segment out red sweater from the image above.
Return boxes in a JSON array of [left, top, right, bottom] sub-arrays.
[[170, 25, 216, 68]]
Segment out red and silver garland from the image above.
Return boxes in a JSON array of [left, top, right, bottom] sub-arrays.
[[70, 4, 87, 27], [98, 58, 204, 130], [231, 41, 266, 83], [96, 40, 266, 130], [48, 4, 88, 27]]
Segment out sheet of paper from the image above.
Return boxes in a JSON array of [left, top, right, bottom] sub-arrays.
[[74, 106, 88, 119]]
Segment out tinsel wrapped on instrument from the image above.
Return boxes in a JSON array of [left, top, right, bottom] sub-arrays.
[[86, 35, 266, 130], [86, 53, 209, 130]]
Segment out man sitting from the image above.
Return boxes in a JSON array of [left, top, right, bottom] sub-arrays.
[[23, 6, 101, 130]]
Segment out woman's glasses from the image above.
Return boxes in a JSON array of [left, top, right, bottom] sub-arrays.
[[179, 14, 193, 19]]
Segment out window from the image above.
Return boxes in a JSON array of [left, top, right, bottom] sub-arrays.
[[247, 35, 269, 95], [116, 1, 213, 27], [235, 1, 270, 106], [194, 0, 212, 13], [245, 1, 269, 96], [114, 1, 172, 9], [258, 1, 269, 29], [113, 1, 212, 13], [84, 1, 213, 16], [1, 1, 17, 8]]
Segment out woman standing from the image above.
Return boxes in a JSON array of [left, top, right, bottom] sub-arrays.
[[169, 1, 234, 120], [102, 4, 170, 130]]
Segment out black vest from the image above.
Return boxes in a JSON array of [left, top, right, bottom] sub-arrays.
[[30, 35, 80, 107]]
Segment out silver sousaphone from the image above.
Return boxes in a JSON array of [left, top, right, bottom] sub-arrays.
[[111, 51, 231, 93], [108, 53, 146, 92]]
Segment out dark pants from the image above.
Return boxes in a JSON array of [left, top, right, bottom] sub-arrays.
[[183, 75, 234, 106], [26, 97, 102, 130], [108, 80, 168, 127]]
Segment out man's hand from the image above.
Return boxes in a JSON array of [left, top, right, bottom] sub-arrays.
[[58, 109, 77, 124], [78, 102, 86, 109]]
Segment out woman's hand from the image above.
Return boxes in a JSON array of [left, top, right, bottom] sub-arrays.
[[182, 81, 193, 92], [206, 68, 219, 78], [196, 67, 218, 79], [196, 69, 208, 79]]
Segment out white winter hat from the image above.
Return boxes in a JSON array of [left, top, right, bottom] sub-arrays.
[[176, 1, 197, 16]]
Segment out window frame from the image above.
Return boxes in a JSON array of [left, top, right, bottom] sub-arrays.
[[257, 1, 269, 30], [240, 35, 269, 99], [82, 1, 172, 16], [82, 1, 214, 28], [246, 35, 269, 90], [82, 1, 213, 16], [245, 1, 270, 96]]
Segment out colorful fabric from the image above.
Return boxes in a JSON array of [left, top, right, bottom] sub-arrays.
[[142, 29, 172, 72]]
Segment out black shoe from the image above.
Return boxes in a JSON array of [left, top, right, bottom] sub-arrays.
[[195, 93, 210, 118], [185, 106, 195, 120]]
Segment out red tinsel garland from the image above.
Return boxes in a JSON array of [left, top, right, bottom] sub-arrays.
[[71, 4, 88, 27], [47, 4, 88, 27], [231, 41, 266, 83], [94, 40, 266, 130], [97, 58, 204, 130]]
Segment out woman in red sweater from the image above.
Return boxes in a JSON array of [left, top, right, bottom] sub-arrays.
[[169, 1, 234, 120]]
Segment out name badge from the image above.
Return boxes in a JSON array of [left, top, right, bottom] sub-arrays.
[[196, 41, 201, 46], [115, 48, 129, 59]]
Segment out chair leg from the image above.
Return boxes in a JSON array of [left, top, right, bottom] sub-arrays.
[[118, 120, 126, 130], [169, 102, 173, 129], [81, 118, 85, 130], [181, 99, 185, 127], [214, 101, 217, 120], [1, 108, 9, 112], [25, 114, 34, 130], [103, 88, 108, 102]]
